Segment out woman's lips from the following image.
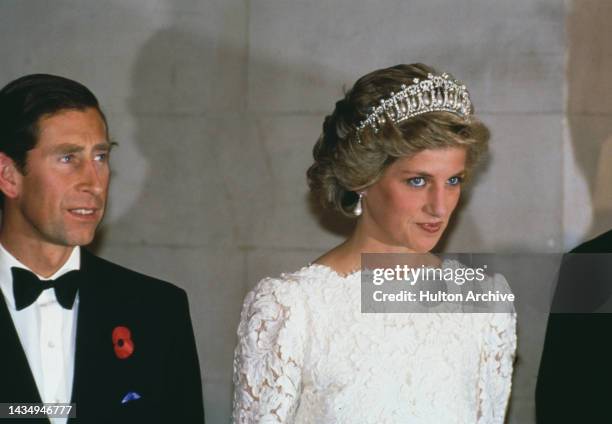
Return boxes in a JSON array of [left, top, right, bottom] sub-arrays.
[[417, 222, 443, 233]]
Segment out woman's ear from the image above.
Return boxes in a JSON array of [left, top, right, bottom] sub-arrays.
[[0, 153, 22, 200]]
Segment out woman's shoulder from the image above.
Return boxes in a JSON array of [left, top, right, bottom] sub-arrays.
[[239, 259, 359, 310], [245, 263, 351, 305], [441, 258, 516, 315]]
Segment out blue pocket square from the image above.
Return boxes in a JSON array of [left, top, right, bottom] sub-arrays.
[[121, 391, 142, 404]]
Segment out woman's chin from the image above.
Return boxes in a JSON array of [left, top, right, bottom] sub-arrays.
[[407, 238, 440, 254]]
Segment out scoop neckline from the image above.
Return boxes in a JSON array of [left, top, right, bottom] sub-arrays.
[[306, 263, 362, 280]]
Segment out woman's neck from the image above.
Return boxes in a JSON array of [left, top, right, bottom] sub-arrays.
[[314, 220, 431, 276]]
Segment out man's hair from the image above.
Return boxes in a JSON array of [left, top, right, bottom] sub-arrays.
[[0, 74, 107, 173]]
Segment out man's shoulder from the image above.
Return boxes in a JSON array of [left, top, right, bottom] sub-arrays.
[[571, 229, 612, 253], [81, 249, 187, 302]]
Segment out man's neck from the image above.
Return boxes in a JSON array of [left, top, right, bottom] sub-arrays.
[[0, 232, 75, 278]]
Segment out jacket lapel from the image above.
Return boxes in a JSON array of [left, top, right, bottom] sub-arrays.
[[69, 250, 118, 422]]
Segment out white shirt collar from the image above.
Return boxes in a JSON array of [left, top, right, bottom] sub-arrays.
[[0, 244, 81, 310]]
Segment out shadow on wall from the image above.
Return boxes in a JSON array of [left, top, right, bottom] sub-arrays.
[[567, 0, 612, 243], [111, 27, 251, 248], [114, 31, 368, 249], [100, 17, 355, 423], [107, 24, 253, 424]]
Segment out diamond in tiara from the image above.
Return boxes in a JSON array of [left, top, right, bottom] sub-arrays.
[[355, 73, 472, 143]]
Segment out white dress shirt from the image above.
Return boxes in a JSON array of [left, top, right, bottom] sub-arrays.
[[0, 244, 80, 424]]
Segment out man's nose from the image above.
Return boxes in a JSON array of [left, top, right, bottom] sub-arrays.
[[79, 160, 105, 195]]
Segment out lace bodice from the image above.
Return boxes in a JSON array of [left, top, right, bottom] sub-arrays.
[[232, 262, 517, 424]]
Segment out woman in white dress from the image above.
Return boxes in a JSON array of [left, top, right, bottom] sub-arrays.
[[232, 64, 516, 424]]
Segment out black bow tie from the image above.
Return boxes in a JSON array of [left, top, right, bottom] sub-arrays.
[[12, 267, 81, 311]]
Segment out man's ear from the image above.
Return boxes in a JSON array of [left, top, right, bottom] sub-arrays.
[[0, 153, 22, 200]]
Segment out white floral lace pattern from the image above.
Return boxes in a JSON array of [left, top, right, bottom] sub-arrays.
[[477, 307, 517, 423], [232, 264, 517, 424]]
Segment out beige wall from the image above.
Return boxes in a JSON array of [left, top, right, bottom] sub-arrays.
[[1, 1, 608, 422], [565, 0, 612, 246]]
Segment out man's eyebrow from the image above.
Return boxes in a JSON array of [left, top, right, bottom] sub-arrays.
[[94, 142, 114, 151], [47, 141, 115, 154], [48, 143, 84, 154]]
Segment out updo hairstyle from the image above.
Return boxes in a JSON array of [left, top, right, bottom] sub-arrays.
[[306, 63, 490, 217]]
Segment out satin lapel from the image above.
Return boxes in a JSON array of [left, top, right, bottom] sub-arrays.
[[70, 271, 87, 414], [69, 250, 111, 423], [0, 291, 45, 405]]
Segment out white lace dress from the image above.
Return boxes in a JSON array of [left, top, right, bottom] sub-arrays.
[[232, 262, 516, 424]]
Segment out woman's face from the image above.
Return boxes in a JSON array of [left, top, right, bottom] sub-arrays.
[[361, 147, 467, 253]]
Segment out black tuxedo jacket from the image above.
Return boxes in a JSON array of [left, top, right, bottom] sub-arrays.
[[536, 229, 612, 423], [0, 249, 205, 423]]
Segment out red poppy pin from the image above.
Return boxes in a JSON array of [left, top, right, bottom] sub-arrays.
[[112, 326, 135, 359]]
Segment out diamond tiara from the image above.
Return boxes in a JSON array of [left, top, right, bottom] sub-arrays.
[[355, 73, 472, 142]]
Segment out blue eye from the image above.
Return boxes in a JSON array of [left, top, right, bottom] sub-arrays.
[[59, 154, 73, 163], [448, 176, 463, 186], [407, 177, 426, 187], [95, 152, 108, 162]]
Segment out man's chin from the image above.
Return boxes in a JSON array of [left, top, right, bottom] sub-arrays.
[[61, 231, 97, 247]]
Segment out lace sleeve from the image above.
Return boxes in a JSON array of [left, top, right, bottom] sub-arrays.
[[232, 277, 307, 424], [477, 275, 518, 424]]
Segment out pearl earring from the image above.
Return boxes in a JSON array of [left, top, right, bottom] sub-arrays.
[[353, 192, 364, 216]]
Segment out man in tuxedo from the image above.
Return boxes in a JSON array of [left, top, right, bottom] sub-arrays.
[[536, 229, 612, 423], [0, 74, 205, 423]]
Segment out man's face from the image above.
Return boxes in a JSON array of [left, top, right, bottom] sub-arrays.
[[11, 107, 111, 247]]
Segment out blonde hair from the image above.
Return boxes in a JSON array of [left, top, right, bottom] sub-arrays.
[[307, 63, 489, 217]]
